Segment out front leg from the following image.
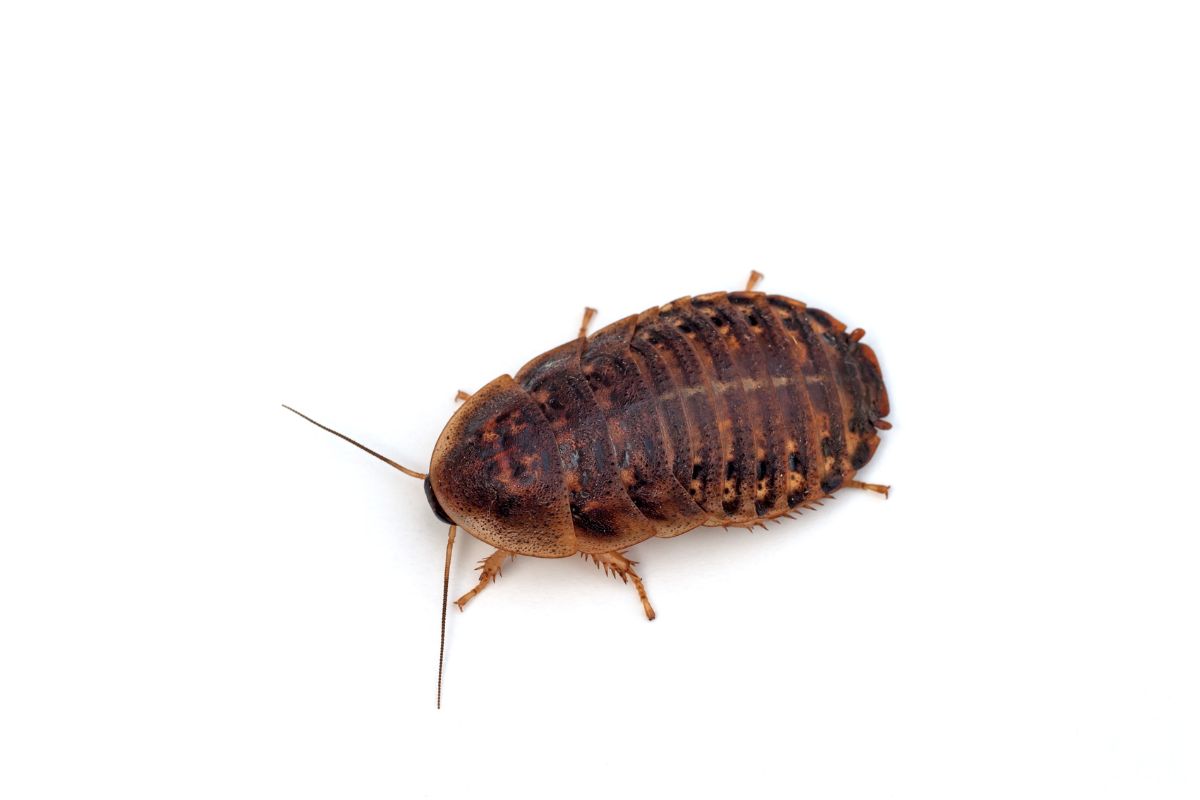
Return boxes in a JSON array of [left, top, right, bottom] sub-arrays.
[[586, 551, 656, 621], [455, 549, 514, 611]]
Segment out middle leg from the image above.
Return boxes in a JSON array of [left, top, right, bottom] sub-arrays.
[[586, 551, 656, 621]]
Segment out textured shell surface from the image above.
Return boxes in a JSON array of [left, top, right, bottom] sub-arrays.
[[429, 291, 889, 557]]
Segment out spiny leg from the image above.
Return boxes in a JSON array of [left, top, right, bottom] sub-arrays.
[[454, 390, 471, 403], [586, 551, 656, 621], [847, 479, 890, 498], [745, 270, 764, 291], [454, 549, 514, 611], [578, 306, 598, 339]]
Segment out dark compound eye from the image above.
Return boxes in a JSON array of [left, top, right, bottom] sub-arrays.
[[424, 475, 454, 524]]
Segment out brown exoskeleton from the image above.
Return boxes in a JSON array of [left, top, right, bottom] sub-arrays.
[[285, 272, 890, 707]]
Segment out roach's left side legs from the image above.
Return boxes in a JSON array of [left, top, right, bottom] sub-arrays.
[[455, 549, 514, 611], [587, 551, 656, 621]]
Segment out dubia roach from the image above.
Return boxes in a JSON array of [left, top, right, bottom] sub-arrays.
[[285, 272, 890, 706]]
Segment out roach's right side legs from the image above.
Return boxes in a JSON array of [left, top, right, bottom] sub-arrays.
[[587, 551, 656, 621], [455, 549, 514, 611]]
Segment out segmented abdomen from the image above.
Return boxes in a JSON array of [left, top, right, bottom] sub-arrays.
[[516, 291, 889, 551]]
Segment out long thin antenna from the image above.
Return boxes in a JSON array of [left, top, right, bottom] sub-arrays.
[[282, 405, 427, 479], [437, 524, 457, 709]]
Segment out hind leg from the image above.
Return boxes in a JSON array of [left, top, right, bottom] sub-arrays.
[[586, 551, 656, 621], [847, 479, 890, 498]]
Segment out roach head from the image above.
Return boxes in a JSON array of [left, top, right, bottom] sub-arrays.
[[424, 475, 454, 525]]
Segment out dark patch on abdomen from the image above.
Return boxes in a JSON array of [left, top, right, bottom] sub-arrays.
[[658, 299, 757, 518], [628, 336, 694, 497], [633, 315, 727, 516], [765, 297, 847, 494], [524, 341, 657, 549], [701, 293, 789, 521], [583, 323, 706, 536], [752, 295, 820, 508]]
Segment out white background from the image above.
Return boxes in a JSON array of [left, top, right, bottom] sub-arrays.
[[2, 2, 1197, 798]]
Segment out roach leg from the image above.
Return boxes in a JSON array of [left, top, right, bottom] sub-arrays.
[[847, 479, 890, 498], [454, 390, 471, 403], [587, 551, 656, 621], [745, 270, 764, 291], [578, 307, 598, 339], [454, 549, 514, 611]]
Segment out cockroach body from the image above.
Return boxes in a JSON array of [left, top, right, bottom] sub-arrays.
[[286, 272, 890, 705]]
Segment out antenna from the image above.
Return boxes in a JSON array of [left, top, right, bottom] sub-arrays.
[[282, 405, 426, 479], [437, 525, 457, 709]]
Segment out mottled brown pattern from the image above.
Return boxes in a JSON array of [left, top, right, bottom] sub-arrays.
[[428, 375, 576, 556], [626, 329, 694, 495], [766, 296, 848, 493], [427, 290, 889, 557], [745, 294, 821, 507], [583, 315, 708, 537], [662, 296, 760, 519], [721, 292, 790, 519], [632, 308, 727, 516], [516, 340, 659, 553]]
